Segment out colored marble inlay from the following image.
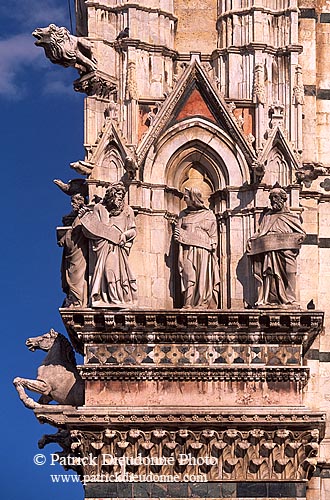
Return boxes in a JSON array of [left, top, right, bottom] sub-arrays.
[[85, 344, 301, 367]]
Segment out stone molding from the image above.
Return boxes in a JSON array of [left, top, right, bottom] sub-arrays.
[[78, 365, 309, 383], [34, 406, 326, 430], [87, 1, 177, 22], [135, 61, 256, 168]]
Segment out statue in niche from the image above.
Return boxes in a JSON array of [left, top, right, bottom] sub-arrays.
[[174, 187, 220, 309], [79, 181, 137, 307], [58, 193, 88, 308], [247, 184, 306, 308]]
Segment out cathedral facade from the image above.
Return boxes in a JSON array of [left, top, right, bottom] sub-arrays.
[[16, 1, 330, 499]]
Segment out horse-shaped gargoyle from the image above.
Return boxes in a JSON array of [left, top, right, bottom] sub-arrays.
[[13, 329, 84, 409]]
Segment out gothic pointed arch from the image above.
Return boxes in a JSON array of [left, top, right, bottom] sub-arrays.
[[143, 118, 251, 190]]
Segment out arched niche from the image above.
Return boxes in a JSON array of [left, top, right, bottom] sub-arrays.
[[181, 163, 213, 206], [143, 118, 251, 191], [93, 144, 124, 183], [263, 147, 291, 187]]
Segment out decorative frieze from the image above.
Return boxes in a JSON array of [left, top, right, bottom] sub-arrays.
[[85, 343, 301, 367], [37, 426, 321, 482]]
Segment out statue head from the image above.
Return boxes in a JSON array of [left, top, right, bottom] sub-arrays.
[[183, 187, 206, 209], [71, 193, 85, 213], [103, 182, 126, 213], [269, 183, 287, 212]]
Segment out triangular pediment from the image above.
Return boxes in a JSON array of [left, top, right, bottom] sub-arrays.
[[137, 60, 256, 167]]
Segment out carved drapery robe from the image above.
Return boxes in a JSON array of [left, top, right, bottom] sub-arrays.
[[59, 218, 88, 307], [175, 208, 220, 309], [81, 203, 137, 307], [247, 210, 306, 306]]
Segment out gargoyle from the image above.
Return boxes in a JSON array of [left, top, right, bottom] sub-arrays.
[[295, 162, 327, 188], [54, 178, 88, 200], [32, 24, 97, 73]]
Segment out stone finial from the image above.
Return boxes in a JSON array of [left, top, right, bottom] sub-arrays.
[[293, 65, 304, 105], [253, 63, 266, 104], [126, 61, 138, 100], [32, 23, 97, 73], [269, 101, 285, 128]]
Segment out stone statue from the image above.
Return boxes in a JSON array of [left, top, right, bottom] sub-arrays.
[[79, 181, 137, 307], [32, 24, 97, 73], [58, 193, 88, 308], [174, 187, 220, 309], [13, 329, 84, 409], [247, 184, 306, 308]]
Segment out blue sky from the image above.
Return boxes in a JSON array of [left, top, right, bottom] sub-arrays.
[[1, 1, 85, 498]]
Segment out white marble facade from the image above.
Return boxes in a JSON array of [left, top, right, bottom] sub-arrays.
[[71, 1, 330, 498]]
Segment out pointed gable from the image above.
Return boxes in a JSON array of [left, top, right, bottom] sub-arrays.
[[257, 125, 302, 186], [137, 60, 256, 168]]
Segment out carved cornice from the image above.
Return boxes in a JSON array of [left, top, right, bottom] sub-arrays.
[[85, 1, 178, 22], [112, 39, 177, 58], [35, 424, 322, 482], [34, 406, 326, 433], [217, 5, 299, 21], [79, 365, 309, 384], [213, 44, 303, 58], [60, 308, 323, 355]]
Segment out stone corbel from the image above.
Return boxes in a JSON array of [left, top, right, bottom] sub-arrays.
[[74, 71, 117, 99]]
